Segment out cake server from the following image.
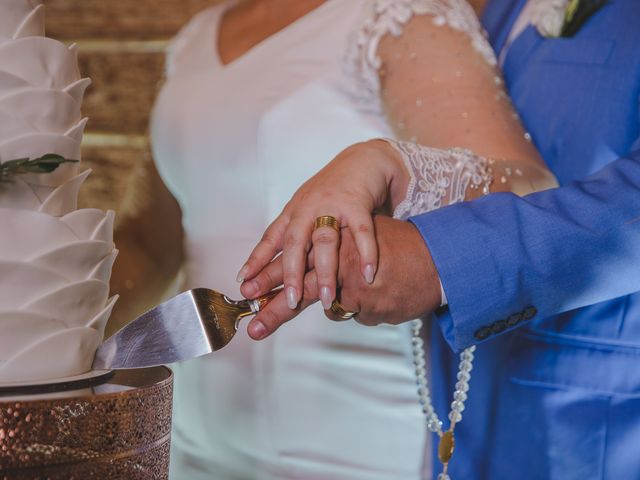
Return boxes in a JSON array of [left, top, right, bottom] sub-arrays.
[[92, 288, 281, 370]]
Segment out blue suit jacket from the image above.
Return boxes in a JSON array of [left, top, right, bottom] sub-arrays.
[[410, 1, 640, 478]]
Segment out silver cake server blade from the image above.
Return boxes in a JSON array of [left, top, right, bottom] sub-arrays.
[[93, 288, 280, 370]]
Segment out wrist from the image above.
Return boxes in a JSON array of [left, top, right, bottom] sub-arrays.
[[365, 139, 411, 211], [406, 221, 443, 316]]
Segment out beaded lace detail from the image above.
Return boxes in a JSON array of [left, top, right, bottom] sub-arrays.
[[390, 140, 492, 221], [345, 0, 497, 112]]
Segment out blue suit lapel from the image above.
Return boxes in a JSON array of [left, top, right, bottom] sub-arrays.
[[482, 0, 529, 53]]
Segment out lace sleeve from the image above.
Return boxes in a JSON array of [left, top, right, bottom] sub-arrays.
[[346, 0, 554, 207], [388, 140, 493, 220], [346, 0, 496, 114]]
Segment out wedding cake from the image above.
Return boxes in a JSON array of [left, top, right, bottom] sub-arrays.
[[0, 0, 117, 383]]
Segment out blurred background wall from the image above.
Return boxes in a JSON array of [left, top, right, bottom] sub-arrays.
[[45, 0, 220, 214], [44, 0, 223, 332]]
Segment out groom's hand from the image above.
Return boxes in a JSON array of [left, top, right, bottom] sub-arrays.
[[242, 216, 442, 339], [335, 216, 441, 326]]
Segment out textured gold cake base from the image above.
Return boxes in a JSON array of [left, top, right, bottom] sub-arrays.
[[0, 367, 173, 479]]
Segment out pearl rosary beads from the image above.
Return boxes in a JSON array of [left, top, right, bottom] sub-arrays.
[[411, 310, 476, 479]]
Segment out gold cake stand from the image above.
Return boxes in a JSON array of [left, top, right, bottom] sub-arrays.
[[0, 367, 173, 479]]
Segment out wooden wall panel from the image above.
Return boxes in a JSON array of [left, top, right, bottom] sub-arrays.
[[78, 143, 148, 214], [79, 50, 166, 134], [46, 0, 219, 40]]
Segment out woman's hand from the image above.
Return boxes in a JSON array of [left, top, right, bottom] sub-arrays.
[[242, 216, 441, 340], [237, 139, 410, 311]]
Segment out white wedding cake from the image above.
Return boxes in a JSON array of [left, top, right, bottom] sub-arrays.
[[0, 0, 117, 383]]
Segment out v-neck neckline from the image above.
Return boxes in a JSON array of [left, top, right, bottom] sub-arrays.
[[213, 0, 334, 69]]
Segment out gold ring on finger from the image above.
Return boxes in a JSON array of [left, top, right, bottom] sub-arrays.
[[329, 299, 359, 321], [314, 215, 340, 233]]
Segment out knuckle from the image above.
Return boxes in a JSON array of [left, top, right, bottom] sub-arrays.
[[283, 271, 300, 285], [284, 234, 302, 250], [313, 230, 336, 246], [253, 271, 273, 292], [355, 223, 372, 234], [260, 309, 282, 329], [260, 232, 277, 247], [261, 269, 276, 288]]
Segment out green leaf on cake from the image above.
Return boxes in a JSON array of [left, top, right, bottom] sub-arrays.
[[0, 154, 78, 181]]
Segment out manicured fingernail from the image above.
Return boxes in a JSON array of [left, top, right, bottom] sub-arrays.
[[363, 264, 375, 284], [320, 286, 332, 310], [236, 264, 249, 283], [286, 286, 298, 309], [249, 320, 267, 340], [243, 280, 257, 298]]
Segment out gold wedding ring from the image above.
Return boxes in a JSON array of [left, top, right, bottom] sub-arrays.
[[330, 299, 359, 320], [314, 215, 340, 233]]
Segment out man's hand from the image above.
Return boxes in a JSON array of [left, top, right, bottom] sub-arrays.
[[241, 216, 442, 339], [332, 216, 441, 326]]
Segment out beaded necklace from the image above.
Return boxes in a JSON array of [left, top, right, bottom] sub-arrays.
[[411, 320, 476, 480]]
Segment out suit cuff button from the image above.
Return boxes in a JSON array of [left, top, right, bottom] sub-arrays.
[[522, 306, 538, 320], [491, 320, 508, 334], [507, 313, 522, 327], [474, 326, 492, 340]]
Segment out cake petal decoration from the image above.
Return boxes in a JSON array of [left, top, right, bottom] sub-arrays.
[[89, 249, 119, 284], [0, 312, 65, 360], [60, 207, 111, 239], [0, 209, 80, 258], [0, 37, 80, 90], [91, 210, 116, 243], [0, 88, 81, 136], [0, 0, 42, 41], [23, 279, 110, 328], [38, 170, 91, 216], [12, 3, 45, 40], [65, 117, 89, 142], [63, 77, 92, 104], [30, 241, 113, 281], [86, 295, 119, 331], [0, 71, 31, 91], [0, 0, 117, 383], [0, 176, 42, 210], [0, 327, 101, 382], [0, 261, 69, 307]]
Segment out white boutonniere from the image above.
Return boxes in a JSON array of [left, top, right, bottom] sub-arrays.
[[531, 0, 608, 38]]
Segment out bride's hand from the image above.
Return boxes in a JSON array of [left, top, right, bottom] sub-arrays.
[[242, 216, 440, 340], [237, 139, 410, 311]]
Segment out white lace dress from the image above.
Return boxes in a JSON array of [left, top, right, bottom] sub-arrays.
[[152, 1, 426, 479], [151, 0, 494, 478]]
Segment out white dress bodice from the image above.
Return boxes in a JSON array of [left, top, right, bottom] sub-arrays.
[[151, 1, 427, 478]]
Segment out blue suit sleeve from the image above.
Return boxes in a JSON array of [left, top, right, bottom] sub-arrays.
[[410, 148, 640, 352]]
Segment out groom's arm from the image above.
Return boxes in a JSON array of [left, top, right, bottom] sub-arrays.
[[413, 146, 640, 352]]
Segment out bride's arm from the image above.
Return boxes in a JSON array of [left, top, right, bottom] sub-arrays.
[[239, 2, 556, 336], [375, 6, 556, 211]]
